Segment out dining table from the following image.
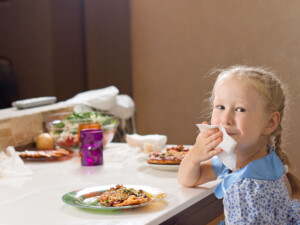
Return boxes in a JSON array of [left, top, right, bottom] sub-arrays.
[[0, 143, 223, 225]]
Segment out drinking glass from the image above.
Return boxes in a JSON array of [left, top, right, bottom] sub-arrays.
[[78, 121, 101, 156], [78, 122, 101, 140], [80, 129, 103, 166]]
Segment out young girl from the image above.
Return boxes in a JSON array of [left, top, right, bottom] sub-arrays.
[[178, 65, 300, 224]]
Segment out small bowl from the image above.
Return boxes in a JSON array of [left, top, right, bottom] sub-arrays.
[[46, 112, 119, 150]]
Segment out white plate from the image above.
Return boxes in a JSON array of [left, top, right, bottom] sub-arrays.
[[147, 163, 180, 171]]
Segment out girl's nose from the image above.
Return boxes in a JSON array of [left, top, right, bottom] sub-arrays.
[[221, 110, 234, 126]]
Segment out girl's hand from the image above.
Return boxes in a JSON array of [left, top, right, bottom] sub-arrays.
[[190, 125, 223, 165]]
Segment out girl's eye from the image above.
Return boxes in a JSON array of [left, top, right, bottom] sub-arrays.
[[216, 105, 225, 110], [236, 107, 246, 112]]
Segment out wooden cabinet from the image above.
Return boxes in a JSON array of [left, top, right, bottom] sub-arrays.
[[0, 0, 132, 105], [84, 0, 132, 95]]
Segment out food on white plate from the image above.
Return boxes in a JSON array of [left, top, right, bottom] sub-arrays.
[[99, 184, 151, 207], [147, 145, 189, 165], [147, 152, 182, 165], [18, 148, 69, 158], [166, 144, 189, 158], [35, 133, 55, 150]]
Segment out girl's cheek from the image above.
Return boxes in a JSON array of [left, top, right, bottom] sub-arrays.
[[211, 118, 218, 125], [211, 113, 219, 125]]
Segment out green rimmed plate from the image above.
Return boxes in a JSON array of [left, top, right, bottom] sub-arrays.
[[62, 184, 167, 209]]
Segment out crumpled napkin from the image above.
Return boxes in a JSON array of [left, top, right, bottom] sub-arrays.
[[66, 86, 119, 111], [197, 124, 237, 170], [0, 146, 33, 178], [66, 86, 135, 120], [109, 95, 135, 120], [104, 144, 140, 162], [126, 134, 167, 152]]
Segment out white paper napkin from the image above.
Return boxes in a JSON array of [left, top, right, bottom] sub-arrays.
[[66, 86, 119, 111], [103, 144, 140, 162], [110, 95, 135, 120], [197, 124, 237, 170], [0, 146, 33, 178], [126, 134, 167, 151]]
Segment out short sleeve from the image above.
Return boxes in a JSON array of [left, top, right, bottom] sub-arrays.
[[211, 156, 230, 179]]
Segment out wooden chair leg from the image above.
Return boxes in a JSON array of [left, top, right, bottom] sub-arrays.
[[206, 214, 224, 225]]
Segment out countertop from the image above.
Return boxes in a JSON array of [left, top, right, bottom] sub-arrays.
[[0, 143, 219, 225]]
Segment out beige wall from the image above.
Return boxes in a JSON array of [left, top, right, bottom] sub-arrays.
[[131, 1, 300, 176]]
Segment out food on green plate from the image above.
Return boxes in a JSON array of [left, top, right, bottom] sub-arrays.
[[99, 184, 151, 207]]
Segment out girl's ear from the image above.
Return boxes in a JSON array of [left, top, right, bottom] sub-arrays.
[[264, 111, 280, 135]]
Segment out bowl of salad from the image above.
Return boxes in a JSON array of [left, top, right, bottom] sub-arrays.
[[46, 111, 119, 150]]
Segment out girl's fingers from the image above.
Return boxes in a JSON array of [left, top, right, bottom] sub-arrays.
[[202, 121, 208, 125], [206, 131, 222, 143], [202, 128, 219, 138], [208, 147, 223, 157], [207, 136, 223, 150]]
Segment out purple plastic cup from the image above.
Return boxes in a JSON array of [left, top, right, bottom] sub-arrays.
[[80, 129, 103, 166]]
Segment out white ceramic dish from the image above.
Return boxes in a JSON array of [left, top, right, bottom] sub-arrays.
[[147, 163, 180, 171]]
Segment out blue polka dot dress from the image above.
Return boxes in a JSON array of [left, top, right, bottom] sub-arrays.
[[212, 148, 300, 224]]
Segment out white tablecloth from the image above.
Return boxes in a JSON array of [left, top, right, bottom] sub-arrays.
[[0, 143, 219, 225]]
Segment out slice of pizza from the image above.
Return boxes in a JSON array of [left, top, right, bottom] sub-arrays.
[[166, 144, 189, 157], [147, 151, 182, 165], [99, 184, 151, 207]]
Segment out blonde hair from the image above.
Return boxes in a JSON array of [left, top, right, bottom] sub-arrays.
[[210, 65, 300, 199]]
